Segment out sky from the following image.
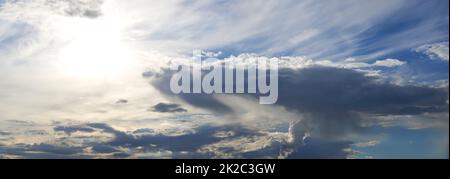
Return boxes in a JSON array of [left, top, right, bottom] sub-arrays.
[[0, 0, 448, 159]]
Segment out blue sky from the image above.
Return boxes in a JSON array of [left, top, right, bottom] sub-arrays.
[[0, 0, 448, 159], [355, 126, 449, 159]]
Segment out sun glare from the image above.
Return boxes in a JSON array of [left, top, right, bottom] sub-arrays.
[[59, 16, 133, 80]]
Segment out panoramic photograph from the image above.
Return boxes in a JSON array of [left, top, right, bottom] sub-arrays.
[[0, 0, 448, 162]]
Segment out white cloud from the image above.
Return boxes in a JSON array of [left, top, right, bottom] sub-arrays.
[[206, 54, 406, 70], [373, 59, 407, 67], [375, 113, 449, 130], [415, 42, 449, 62], [351, 140, 381, 148]]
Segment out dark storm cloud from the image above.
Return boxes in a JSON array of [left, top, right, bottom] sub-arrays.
[[144, 69, 234, 114], [275, 67, 448, 115], [145, 67, 448, 115], [144, 66, 448, 137], [151, 103, 187, 113], [273, 67, 449, 137]]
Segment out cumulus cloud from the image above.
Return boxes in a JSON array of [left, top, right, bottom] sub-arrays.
[[282, 138, 353, 159], [415, 42, 449, 62], [144, 54, 406, 115], [146, 61, 448, 138], [142, 51, 448, 148]]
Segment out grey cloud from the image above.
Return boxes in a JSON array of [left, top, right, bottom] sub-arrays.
[[247, 121, 353, 159], [0, 131, 11, 136], [24, 130, 49, 136], [27, 143, 84, 156], [5, 120, 35, 126], [54, 125, 95, 135], [415, 42, 449, 62], [75, 123, 270, 157], [90, 144, 119, 154], [273, 67, 448, 115], [112, 152, 132, 158], [145, 66, 449, 138], [108, 124, 260, 152], [86, 123, 137, 149], [151, 103, 187, 113], [0, 143, 89, 159], [144, 69, 235, 114], [116, 99, 128, 104], [46, 0, 103, 18], [274, 67, 448, 137], [236, 138, 353, 159], [133, 128, 155, 135], [283, 138, 353, 159], [147, 66, 448, 115], [2, 121, 361, 159], [0, 124, 122, 158], [97, 122, 353, 159]]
